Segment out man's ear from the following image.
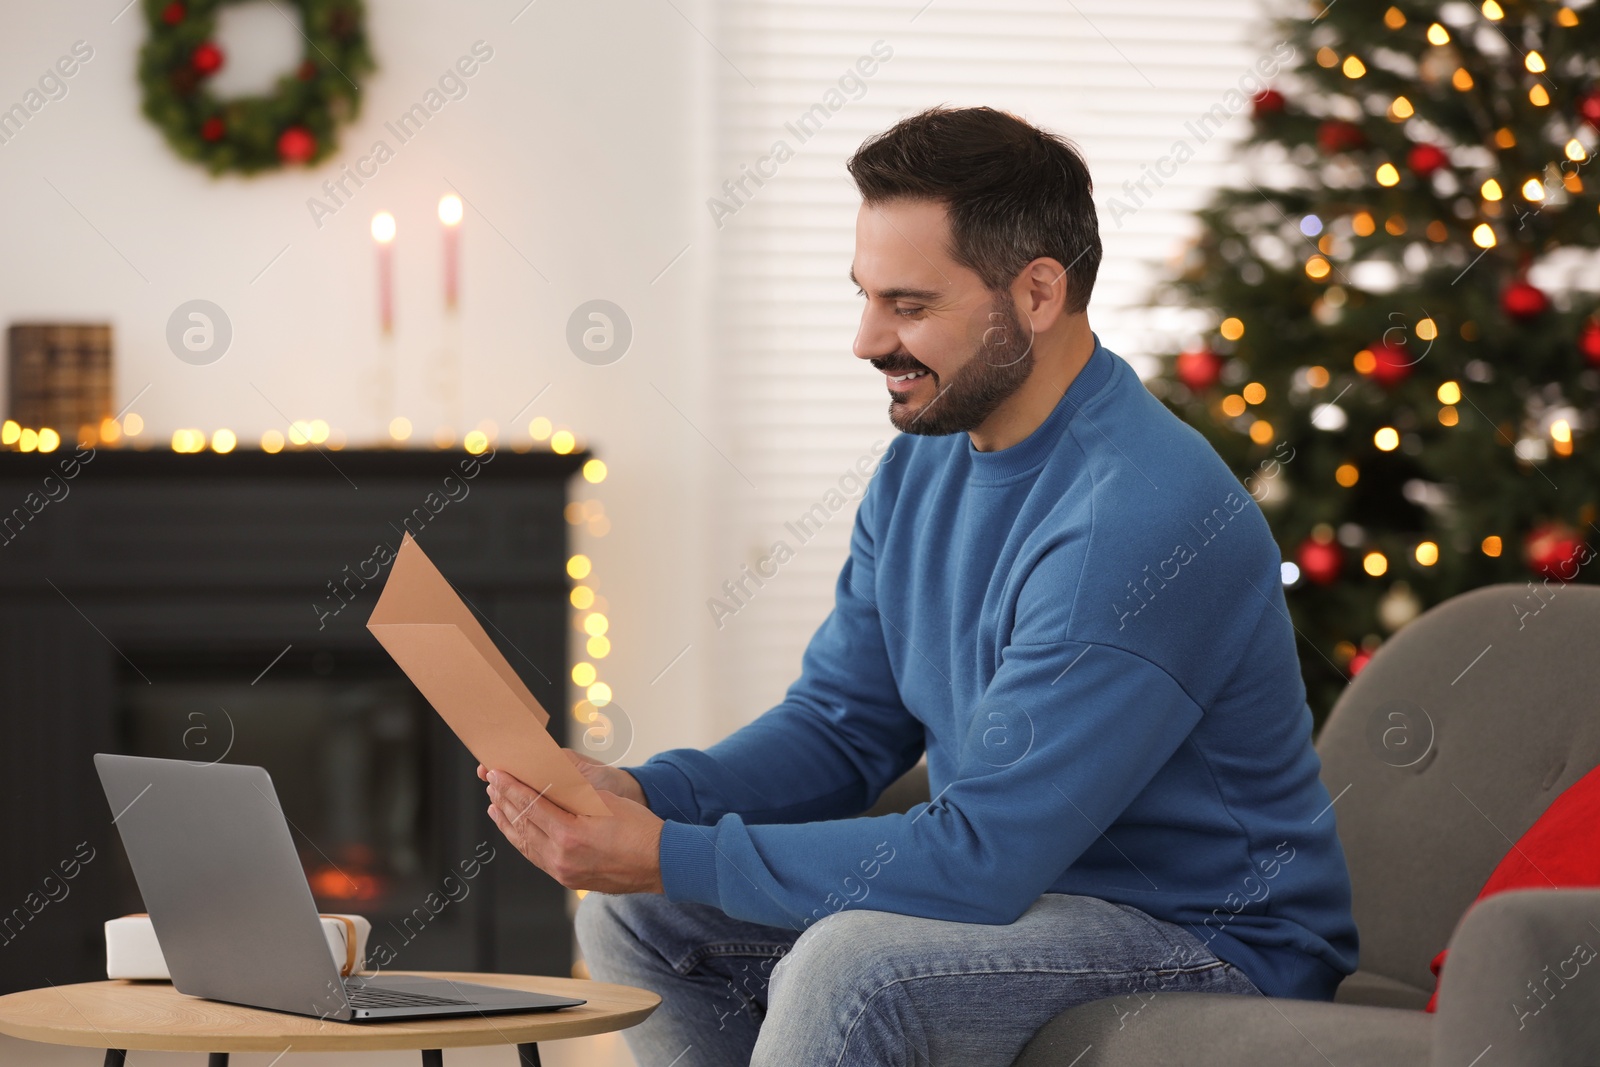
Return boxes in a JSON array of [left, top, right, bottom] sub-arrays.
[[1012, 256, 1071, 334]]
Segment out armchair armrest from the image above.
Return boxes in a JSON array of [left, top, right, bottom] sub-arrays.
[[1431, 888, 1600, 1067]]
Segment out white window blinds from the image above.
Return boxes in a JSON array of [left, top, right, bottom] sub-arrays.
[[706, 0, 1276, 734]]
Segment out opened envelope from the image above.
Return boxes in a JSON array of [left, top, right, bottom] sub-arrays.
[[367, 532, 611, 817]]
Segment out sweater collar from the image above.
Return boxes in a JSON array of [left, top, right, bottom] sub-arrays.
[[965, 332, 1116, 482]]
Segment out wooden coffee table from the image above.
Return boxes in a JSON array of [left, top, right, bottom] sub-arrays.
[[0, 970, 658, 1066]]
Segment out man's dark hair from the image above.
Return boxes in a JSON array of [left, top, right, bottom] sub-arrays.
[[846, 106, 1101, 315]]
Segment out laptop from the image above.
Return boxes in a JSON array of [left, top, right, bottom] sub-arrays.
[[94, 753, 586, 1022]]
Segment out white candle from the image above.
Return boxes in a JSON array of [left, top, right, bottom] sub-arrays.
[[438, 194, 463, 310], [371, 211, 397, 333]]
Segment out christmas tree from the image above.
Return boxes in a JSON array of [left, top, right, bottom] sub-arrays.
[[1151, 0, 1600, 723]]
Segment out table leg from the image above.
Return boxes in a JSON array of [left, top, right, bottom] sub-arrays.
[[517, 1042, 542, 1066], [102, 1052, 126, 1067], [421, 1050, 444, 1067], [209, 1055, 231, 1067]]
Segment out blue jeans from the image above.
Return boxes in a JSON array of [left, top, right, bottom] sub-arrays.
[[575, 891, 1262, 1067]]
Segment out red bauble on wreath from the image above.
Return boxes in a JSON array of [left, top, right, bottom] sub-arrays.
[[1252, 89, 1285, 118], [161, 2, 185, 25], [1175, 348, 1224, 391], [276, 126, 316, 164], [1525, 522, 1588, 582], [1317, 120, 1366, 154], [1502, 279, 1549, 321], [1297, 536, 1344, 586], [1580, 317, 1600, 366], [191, 42, 224, 76], [199, 116, 225, 141], [1407, 143, 1449, 177]]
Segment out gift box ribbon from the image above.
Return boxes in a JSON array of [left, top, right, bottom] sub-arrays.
[[125, 912, 360, 976]]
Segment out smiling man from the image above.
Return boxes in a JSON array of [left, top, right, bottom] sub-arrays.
[[482, 105, 1358, 1067]]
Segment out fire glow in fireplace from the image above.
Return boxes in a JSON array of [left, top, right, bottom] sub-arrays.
[[118, 647, 435, 912]]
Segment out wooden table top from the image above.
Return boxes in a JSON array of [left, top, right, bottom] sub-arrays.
[[0, 971, 659, 1053]]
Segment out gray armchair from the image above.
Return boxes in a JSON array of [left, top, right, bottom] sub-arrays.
[[873, 583, 1600, 1065], [1016, 583, 1600, 1065]]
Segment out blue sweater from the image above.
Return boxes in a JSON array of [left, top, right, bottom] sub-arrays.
[[627, 335, 1359, 1001]]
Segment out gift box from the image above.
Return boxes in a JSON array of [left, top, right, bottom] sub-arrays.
[[105, 912, 371, 980]]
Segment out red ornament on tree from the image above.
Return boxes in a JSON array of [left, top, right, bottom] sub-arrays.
[[1297, 537, 1343, 586], [161, 1, 185, 25], [1348, 649, 1374, 676], [191, 42, 224, 76], [1525, 522, 1588, 582], [1580, 317, 1600, 366], [1579, 87, 1600, 130], [200, 117, 225, 142], [1365, 341, 1415, 388], [1252, 89, 1285, 118], [276, 126, 316, 164], [1407, 143, 1449, 177], [1175, 348, 1224, 391], [1316, 120, 1366, 154], [1502, 279, 1549, 321]]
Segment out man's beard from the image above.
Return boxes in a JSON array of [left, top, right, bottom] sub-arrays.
[[880, 293, 1035, 437]]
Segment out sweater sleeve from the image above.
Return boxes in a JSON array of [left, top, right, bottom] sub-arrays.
[[653, 636, 1204, 930], [625, 473, 926, 828]]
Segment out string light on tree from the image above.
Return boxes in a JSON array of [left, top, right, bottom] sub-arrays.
[[1378, 582, 1422, 630]]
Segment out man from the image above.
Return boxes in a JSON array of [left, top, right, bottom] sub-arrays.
[[481, 105, 1358, 1066]]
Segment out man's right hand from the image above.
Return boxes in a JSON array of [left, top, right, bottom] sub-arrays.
[[476, 751, 648, 810]]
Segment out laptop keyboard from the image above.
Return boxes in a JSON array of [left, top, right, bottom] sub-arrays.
[[345, 984, 471, 1009]]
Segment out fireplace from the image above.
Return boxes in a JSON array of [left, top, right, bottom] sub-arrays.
[[0, 447, 585, 994], [117, 646, 438, 914]]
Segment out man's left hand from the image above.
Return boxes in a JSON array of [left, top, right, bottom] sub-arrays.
[[485, 769, 666, 894]]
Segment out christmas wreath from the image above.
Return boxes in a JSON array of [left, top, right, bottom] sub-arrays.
[[139, 0, 374, 175]]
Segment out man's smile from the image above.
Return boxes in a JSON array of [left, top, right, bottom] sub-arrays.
[[885, 368, 932, 393]]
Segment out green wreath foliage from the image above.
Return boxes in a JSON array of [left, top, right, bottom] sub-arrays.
[[139, 0, 375, 175]]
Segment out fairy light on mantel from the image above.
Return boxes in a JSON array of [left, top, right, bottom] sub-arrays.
[[1, 412, 125, 452], [0, 398, 602, 466]]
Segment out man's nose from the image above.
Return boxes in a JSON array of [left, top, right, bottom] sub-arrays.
[[853, 305, 898, 362]]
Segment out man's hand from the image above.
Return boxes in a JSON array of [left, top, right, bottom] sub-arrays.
[[477, 750, 648, 809], [483, 767, 665, 895]]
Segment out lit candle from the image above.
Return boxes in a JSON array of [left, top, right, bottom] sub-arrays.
[[438, 194, 463, 310], [371, 211, 397, 333]]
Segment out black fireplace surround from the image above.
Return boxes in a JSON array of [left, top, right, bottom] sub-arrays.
[[0, 446, 586, 995]]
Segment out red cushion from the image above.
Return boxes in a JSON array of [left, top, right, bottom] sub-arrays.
[[1425, 761, 1600, 1011]]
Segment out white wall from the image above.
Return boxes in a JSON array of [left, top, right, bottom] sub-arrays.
[[0, 0, 722, 765], [0, 0, 1279, 766]]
